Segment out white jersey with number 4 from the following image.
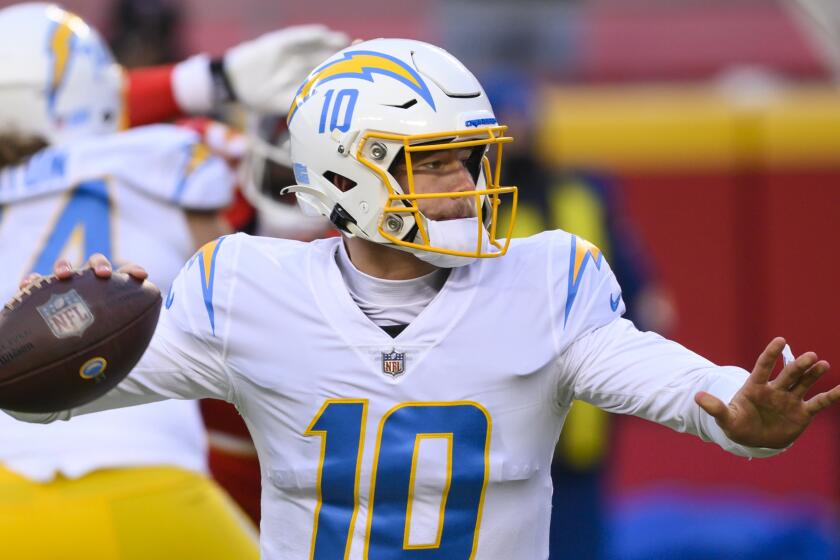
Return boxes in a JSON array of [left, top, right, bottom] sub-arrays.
[[15, 231, 778, 559], [0, 124, 234, 481]]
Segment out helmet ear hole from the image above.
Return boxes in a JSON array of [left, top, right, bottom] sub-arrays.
[[324, 171, 357, 192]]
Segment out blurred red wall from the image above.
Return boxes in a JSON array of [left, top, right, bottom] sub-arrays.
[[538, 85, 840, 504], [615, 168, 839, 501]]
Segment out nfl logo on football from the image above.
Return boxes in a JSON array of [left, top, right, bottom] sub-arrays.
[[381, 350, 406, 377], [36, 290, 95, 339]]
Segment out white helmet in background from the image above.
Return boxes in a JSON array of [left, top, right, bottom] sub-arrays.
[[240, 111, 333, 239], [0, 3, 124, 145], [285, 38, 517, 267]]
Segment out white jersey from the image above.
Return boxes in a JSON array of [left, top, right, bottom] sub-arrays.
[[0, 124, 234, 481], [14, 231, 778, 558]]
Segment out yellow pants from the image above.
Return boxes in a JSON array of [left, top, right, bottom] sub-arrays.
[[0, 465, 259, 560]]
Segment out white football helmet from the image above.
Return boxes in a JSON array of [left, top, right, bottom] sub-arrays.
[[0, 3, 124, 145], [285, 38, 517, 266], [240, 111, 333, 239]]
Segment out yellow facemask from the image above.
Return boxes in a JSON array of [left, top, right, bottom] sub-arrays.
[[356, 125, 518, 259]]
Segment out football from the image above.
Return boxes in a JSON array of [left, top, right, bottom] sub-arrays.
[[0, 269, 161, 413]]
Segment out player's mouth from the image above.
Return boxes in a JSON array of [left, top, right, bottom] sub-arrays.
[[421, 198, 477, 221], [426, 207, 476, 221]]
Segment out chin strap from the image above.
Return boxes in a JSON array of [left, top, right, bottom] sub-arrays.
[[281, 185, 365, 237]]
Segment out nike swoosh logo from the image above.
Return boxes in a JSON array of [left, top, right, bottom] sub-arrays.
[[609, 292, 621, 312], [165, 289, 175, 309]]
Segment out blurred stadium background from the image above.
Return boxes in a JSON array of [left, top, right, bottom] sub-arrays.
[[5, 0, 838, 557]]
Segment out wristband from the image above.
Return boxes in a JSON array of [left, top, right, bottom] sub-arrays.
[[210, 58, 238, 104]]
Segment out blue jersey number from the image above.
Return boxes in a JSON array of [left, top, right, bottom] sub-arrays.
[[305, 401, 491, 559], [31, 179, 112, 274], [318, 89, 359, 134]]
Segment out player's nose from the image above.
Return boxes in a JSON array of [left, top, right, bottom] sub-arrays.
[[447, 163, 476, 194]]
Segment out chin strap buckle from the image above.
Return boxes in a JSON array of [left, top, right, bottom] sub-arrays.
[[329, 204, 357, 233]]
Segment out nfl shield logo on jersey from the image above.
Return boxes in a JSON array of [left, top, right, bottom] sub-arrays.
[[381, 349, 406, 377], [37, 289, 95, 339]]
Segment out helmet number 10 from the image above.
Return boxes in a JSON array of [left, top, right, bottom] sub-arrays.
[[305, 400, 491, 558], [318, 89, 359, 134]]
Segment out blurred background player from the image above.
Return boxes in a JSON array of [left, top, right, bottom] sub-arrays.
[[0, 3, 346, 558]]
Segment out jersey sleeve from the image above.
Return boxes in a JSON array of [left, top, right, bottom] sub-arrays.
[[4, 235, 242, 424], [555, 318, 782, 458], [550, 231, 625, 354], [547, 232, 781, 458], [126, 65, 182, 127], [125, 56, 214, 125], [69, 125, 235, 210]]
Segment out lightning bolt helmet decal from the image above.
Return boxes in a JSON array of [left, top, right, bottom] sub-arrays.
[[287, 50, 436, 125]]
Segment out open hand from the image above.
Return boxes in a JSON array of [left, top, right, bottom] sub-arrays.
[[696, 337, 838, 449], [19, 254, 148, 291]]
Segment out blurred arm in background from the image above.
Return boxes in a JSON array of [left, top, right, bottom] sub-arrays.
[[124, 22, 348, 126]]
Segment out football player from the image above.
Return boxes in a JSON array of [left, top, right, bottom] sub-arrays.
[[0, 3, 345, 558], [9, 38, 840, 560]]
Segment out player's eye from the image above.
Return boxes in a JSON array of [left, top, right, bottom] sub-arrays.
[[417, 158, 445, 170]]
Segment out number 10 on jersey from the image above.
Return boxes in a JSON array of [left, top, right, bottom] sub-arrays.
[[305, 400, 491, 559]]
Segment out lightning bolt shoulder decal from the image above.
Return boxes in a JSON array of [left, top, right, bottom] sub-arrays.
[[173, 142, 211, 202], [564, 235, 604, 325], [188, 236, 227, 335]]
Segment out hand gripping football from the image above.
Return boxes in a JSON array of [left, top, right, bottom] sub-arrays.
[[0, 269, 161, 413]]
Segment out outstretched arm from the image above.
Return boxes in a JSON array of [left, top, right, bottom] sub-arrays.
[[126, 25, 348, 126], [696, 337, 836, 449]]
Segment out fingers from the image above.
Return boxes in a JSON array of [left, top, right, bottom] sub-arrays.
[[89, 254, 146, 280], [19, 255, 135, 294], [771, 351, 819, 390], [789, 360, 831, 399], [804, 372, 840, 415], [87, 253, 113, 278], [749, 337, 786, 385], [53, 258, 73, 279], [117, 263, 148, 281], [18, 273, 42, 291], [695, 391, 733, 427]]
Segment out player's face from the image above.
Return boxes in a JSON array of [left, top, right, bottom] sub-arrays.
[[390, 147, 478, 221]]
